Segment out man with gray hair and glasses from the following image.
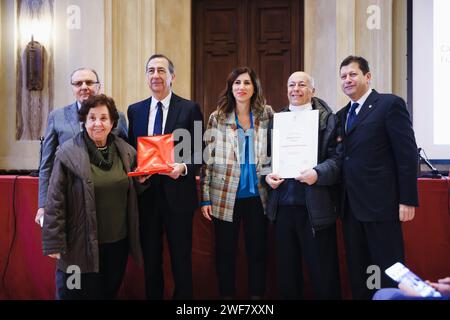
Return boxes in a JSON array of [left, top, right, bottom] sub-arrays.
[[34, 68, 128, 226]]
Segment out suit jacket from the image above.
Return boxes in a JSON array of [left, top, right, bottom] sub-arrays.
[[38, 102, 128, 208], [127, 93, 203, 213], [200, 105, 273, 222], [336, 90, 419, 222]]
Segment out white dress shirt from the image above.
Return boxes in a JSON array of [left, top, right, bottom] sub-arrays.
[[289, 102, 313, 112], [147, 91, 172, 136], [350, 88, 372, 115], [146, 91, 187, 175]]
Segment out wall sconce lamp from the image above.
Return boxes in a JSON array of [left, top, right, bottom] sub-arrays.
[[25, 35, 44, 91]]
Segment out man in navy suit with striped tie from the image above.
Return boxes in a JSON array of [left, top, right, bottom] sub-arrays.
[[127, 54, 203, 299], [336, 56, 419, 299]]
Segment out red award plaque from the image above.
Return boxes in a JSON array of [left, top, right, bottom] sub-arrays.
[[127, 134, 174, 177]]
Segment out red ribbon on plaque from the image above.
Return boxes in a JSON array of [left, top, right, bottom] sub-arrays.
[[127, 134, 174, 177]]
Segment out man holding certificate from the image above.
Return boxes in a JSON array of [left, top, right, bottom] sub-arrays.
[[265, 72, 342, 299]]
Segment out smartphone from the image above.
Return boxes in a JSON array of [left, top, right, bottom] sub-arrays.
[[385, 262, 442, 298]]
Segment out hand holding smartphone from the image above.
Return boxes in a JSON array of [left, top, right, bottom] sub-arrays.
[[385, 262, 442, 298]]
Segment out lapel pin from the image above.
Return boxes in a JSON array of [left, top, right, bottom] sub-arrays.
[[368, 105, 372, 109]]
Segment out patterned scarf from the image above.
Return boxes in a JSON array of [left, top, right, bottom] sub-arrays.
[[83, 130, 115, 170]]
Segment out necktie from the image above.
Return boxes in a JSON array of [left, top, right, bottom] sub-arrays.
[[153, 101, 163, 135], [346, 102, 359, 132]]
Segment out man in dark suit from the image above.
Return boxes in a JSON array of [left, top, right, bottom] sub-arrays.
[[35, 68, 128, 226], [127, 54, 203, 299], [337, 55, 419, 299]]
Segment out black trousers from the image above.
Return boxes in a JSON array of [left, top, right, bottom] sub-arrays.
[[139, 185, 193, 300], [213, 196, 267, 297], [275, 206, 341, 300], [342, 201, 404, 300], [56, 238, 128, 300]]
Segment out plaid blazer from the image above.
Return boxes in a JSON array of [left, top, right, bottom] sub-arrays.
[[200, 105, 273, 222]]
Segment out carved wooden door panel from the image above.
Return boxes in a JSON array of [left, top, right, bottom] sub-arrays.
[[193, 0, 304, 120]]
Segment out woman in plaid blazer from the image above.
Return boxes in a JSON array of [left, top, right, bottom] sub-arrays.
[[200, 66, 273, 299]]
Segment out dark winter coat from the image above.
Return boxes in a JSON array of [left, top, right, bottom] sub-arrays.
[[42, 132, 143, 273], [265, 97, 342, 232]]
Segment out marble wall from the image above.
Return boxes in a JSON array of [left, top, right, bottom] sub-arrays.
[[0, 0, 407, 169], [106, 0, 155, 111], [305, 0, 404, 110], [1, 0, 110, 169]]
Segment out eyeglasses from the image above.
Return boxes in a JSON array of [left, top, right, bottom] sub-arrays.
[[71, 80, 99, 87]]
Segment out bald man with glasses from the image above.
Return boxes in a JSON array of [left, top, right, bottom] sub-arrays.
[[34, 68, 128, 226]]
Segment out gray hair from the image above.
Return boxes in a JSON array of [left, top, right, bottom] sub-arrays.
[[70, 68, 100, 83]]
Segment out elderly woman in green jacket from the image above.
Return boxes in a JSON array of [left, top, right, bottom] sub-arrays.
[[42, 94, 146, 299]]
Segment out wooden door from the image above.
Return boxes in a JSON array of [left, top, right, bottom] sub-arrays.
[[193, 0, 304, 120]]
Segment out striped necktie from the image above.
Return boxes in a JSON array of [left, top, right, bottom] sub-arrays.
[[346, 102, 359, 133], [153, 101, 163, 135]]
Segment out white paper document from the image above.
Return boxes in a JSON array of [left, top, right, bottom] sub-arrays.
[[272, 110, 319, 178]]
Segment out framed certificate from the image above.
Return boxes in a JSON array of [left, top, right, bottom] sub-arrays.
[[272, 110, 319, 178]]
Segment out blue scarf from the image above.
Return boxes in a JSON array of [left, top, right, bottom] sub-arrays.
[[235, 112, 259, 198]]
